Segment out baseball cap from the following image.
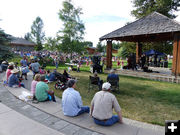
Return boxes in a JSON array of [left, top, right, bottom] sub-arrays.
[[102, 82, 111, 90]]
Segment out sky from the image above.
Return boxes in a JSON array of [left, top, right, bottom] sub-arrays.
[[0, 0, 180, 46]]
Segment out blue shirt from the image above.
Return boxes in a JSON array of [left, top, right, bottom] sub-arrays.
[[49, 73, 56, 81], [20, 59, 28, 66], [107, 73, 119, 81], [8, 74, 19, 87], [62, 88, 82, 116]]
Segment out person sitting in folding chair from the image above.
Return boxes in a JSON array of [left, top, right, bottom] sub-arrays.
[[107, 69, 119, 91], [93, 72, 103, 91]]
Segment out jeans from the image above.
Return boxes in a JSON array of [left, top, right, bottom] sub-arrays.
[[77, 106, 90, 116], [20, 83, 25, 88], [55, 63, 58, 69], [93, 115, 119, 126]]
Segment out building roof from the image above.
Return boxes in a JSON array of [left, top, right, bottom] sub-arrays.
[[10, 37, 36, 46], [100, 12, 180, 42]]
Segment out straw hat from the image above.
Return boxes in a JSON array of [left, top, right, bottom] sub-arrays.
[[11, 69, 19, 74]]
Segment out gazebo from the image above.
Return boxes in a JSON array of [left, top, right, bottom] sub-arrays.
[[100, 12, 180, 76]]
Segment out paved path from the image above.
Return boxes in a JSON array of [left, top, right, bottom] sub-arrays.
[[0, 72, 165, 135]]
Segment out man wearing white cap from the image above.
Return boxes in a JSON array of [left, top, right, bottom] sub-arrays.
[[91, 82, 123, 126]]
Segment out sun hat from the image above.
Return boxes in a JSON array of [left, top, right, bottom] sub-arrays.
[[102, 82, 111, 90], [9, 62, 14, 65], [11, 68, 19, 74], [2, 61, 6, 64], [67, 79, 77, 87]]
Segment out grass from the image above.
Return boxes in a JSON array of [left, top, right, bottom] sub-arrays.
[[9, 56, 177, 126], [47, 67, 180, 126]]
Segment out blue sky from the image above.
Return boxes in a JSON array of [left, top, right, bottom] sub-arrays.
[[0, 0, 179, 46]]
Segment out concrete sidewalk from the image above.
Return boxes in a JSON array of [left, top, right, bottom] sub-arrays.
[[0, 72, 165, 135], [0, 103, 64, 135]]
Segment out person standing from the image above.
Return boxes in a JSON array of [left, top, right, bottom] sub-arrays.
[[91, 82, 123, 126], [30, 60, 40, 77], [62, 79, 90, 116], [20, 56, 28, 66]]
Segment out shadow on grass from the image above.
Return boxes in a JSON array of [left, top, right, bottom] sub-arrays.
[[118, 81, 180, 108]]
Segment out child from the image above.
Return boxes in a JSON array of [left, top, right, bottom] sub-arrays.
[[45, 70, 51, 82], [39, 67, 46, 74]]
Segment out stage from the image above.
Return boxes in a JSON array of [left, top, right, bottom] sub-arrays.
[[104, 67, 180, 83]]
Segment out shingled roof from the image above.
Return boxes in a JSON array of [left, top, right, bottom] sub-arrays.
[[100, 12, 180, 42], [11, 37, 36, 46]]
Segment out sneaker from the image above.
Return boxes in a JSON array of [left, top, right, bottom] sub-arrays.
[[32, 100, 39, 104]]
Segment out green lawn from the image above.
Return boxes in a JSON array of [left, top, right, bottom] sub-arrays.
[[47, 67, 180, 126], [9, 56, 178, 126]]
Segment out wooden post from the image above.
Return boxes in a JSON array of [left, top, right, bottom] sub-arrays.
[[136, 42, 142, 64], [172, 33, 180, 76], [106, 40, 112, 69]]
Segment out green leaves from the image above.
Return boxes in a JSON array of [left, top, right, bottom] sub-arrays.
[[25, 16, 45, 51], [57, 0, 85, 56], [131, 0, 180, 19], [0, 28, 12, 61]]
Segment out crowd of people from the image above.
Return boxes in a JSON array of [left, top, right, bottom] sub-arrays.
[[0, 50, 124, 126]]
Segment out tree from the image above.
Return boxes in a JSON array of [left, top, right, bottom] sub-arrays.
[[26, 16, 45, 51], [82, 41, 93, 47], [118, 42, 136, 58], [131, 0, 180, 19], [96, 42, 105, 53], [131, 0, 179, 55], [112, 42, 121, 49], [44, 37, 59, 51], [57, 0, 85, 57], [0, 28, 12, 61], [24, 32, 32, 41]]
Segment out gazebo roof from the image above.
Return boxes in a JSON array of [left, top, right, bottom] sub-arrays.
[[11, 37, 35, 46], [100, 12, 180, 42]]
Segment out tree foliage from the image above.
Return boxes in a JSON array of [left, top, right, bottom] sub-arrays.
[[131, 0, 180, 19], [57, 0, 85, 56], [25, 16, 45, 51], [0, 28, 12, 61], [44, 37, 59, 51], [118, 42, 136, 58], [130, 0, 179, 55], [96, 42, 105, 53]]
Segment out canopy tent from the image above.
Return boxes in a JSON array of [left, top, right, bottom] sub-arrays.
[[143, 49, 165, 56]]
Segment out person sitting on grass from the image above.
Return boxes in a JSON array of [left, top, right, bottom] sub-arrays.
[[45, 70, 51, 81], [63, 69, 71, 80], [39, 67, 46, 74], [8, 69, 25, 88], [31, 74, 41, 100], [62, 79, 90, 116], [49, 69, 57, 82], [35, 75, 56, 102], [91, 82, 123, 126]]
